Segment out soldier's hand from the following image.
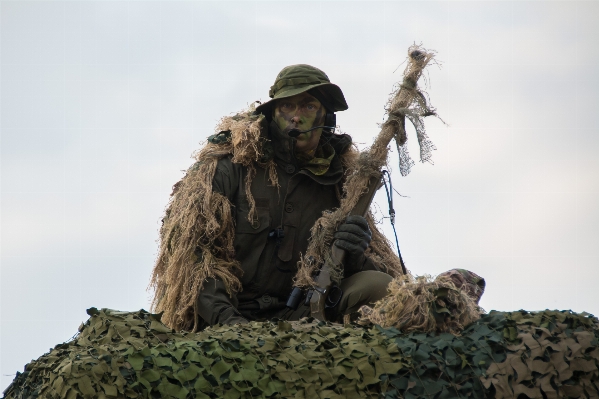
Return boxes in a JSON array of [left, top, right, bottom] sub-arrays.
[[333, 215, 372, 273]]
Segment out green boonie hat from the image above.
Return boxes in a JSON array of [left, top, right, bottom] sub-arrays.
[[255, 64, 348, 115]]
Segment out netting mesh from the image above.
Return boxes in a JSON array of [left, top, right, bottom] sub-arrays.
[[384, 49, 441, 177], [396, 141, 415, 177]]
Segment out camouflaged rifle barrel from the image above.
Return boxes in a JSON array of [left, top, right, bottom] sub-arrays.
[[310, 46, 435, 321]]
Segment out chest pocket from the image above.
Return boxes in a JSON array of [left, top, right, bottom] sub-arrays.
[[235, 196, 271, 233]]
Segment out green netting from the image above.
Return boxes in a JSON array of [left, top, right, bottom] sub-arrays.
[[3, 308, 598, 399]]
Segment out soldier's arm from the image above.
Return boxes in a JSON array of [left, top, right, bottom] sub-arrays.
[[196, 278, 247, 325], [195, 157, 248, 326]]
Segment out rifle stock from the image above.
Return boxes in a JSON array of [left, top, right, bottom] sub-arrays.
[[310, 174, 382, 321], [309, 45, 435, 321]]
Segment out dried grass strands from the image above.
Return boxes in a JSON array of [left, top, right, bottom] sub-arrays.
[[150, 107, 277, 331], [366, 274, 483, 335], [295, 45, 436, 288]]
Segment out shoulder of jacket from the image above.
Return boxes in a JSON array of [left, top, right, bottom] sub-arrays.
[[214, 154, 238, 174]]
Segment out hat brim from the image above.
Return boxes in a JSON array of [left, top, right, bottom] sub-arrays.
[[255, 82, 348, 116]]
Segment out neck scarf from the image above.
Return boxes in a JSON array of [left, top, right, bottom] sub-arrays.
[[296, 143, 336, 175]]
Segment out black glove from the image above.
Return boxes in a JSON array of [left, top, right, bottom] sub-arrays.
[[333, 215, 372, 274]]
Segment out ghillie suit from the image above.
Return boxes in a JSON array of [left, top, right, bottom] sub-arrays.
[[5, 307, 599, 399], [150, 105, 404, 332]]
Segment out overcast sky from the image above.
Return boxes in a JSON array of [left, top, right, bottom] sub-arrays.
[[1, 0, 598, 391]]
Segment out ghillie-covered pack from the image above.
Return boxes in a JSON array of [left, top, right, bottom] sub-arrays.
[[4, 307, 599, 398], [365, 273, 484, 335]]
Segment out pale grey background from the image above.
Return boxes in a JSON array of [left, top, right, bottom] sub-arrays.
[[1, 0, 598, 391]]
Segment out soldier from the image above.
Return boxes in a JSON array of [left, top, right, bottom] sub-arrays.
[[151, 64, 405, 331]]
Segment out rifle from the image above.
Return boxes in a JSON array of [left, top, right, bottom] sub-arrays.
[[308, 46, 437, 321]]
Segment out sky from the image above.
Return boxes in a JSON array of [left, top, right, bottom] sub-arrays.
[[1, 0, 598, 391]]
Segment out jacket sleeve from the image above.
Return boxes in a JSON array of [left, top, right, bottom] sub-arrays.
[[196, 278, 247, 325], [195, 158, 247, 326]]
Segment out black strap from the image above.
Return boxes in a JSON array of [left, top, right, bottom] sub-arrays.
[[382, 170, 407, 275]]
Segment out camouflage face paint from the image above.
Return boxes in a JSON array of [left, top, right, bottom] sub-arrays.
[[273, 92, 326, 156]]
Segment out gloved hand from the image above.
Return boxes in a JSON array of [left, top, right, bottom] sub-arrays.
[[333, 215, 372, 274]]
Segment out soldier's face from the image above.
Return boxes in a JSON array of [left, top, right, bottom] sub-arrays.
[[273, 92, 326, 155]]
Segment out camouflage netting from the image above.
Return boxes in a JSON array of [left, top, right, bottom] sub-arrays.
[[4, 308, 599, 399]]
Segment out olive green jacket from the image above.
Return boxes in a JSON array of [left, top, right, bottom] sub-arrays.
[[196, 122, 382, 326]]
